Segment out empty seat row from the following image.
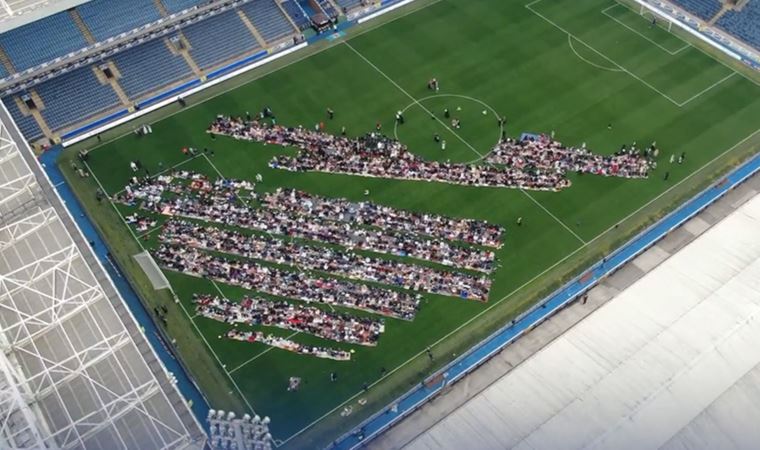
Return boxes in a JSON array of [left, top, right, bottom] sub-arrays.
[[716, 0, 760, 50], [280, 0, 311, 30], [240, 0, 296, 43], [34, 66, 120, 130], [316, 0, 339, 18], [161, 0, 207, 14], [669, 0, 722, 21], [182, 10, 261, 70], [0, 12, 89, 72], [78, 0, 163, 42], [112, 38, 193, 98], [2, 97, 43, 141]]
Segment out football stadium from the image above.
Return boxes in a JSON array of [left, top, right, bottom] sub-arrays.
[[2, 0, 760, 448]]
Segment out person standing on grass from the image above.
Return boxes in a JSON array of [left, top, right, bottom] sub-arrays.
[[327, 108, 334, 120], [517, 216, 522, 226], [441, 139, 446, 151]]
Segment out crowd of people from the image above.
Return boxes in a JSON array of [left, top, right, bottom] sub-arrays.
[[125, 213, 157, 232], [225, 329, 351, 361], [117, 170, 255, 209], [120, 176, 497, 273], [262, 188, 504, 248], [155, 245, 421, 320], [207, 116, 654, 191], [161, 220, 491, 300], [486, 135, 654, 178], [193, 294, 384, 346]]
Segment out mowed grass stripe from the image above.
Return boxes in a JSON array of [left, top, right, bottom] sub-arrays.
[[59, 0, 760, 445]]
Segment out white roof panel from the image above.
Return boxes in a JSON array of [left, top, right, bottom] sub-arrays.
[[407, 193, 760, 450]]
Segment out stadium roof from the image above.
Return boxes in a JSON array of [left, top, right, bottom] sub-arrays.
[[0, 105, 205, 448], [0, 0, 91, 33], [404, 192, 760, 450]]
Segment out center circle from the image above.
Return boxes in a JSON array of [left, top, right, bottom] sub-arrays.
[[393, 94, 503, 164]]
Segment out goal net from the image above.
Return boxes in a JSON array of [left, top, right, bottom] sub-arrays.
[[134, 250, 170, 290], [636, 3, 675, 32]]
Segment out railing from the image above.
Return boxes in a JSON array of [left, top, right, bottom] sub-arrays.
[[331, 150, 760, 449], [0, 0, 264, 97]]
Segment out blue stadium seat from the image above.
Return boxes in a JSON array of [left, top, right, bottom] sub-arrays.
[[334, 0, 362, 12], [0, 64, 8, 79], [183, 10, 261, 69], [240, 0, 295, 43], [669, 0, 722, 21], [35, 66, 120, 130], [162, 0, 205, 14], [280, 0, 311, 30], [0, 13, 89, 72], [316, 0, 339, 18], [78, 0, 162, 41], [2, 97, 43, 141], [716, 1, 760, 50], [113, 39, 192, 98]]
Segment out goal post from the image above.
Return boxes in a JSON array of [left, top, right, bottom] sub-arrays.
[[638, 3, 674, 32]]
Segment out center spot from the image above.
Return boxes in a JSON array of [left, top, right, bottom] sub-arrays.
[[394, 94, 502, 164]]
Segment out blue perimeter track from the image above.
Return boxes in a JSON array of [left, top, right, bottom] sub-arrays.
[[332, 151, 760, 449], [32, 0, 760, 443], [39, 146, 210, 425], [40, 143, 760, 445]]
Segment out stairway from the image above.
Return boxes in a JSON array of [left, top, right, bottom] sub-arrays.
[[18, 94, 55, 142], [708, 5, 731, 25], [170, 35, 204, 78], [237, 10, 268, 48], [0, 45, 16, 75], [154, 0, 169, 17], [69, 9, 96, 45]]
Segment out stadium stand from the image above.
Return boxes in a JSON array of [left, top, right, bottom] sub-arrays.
[[716, 0, 760, 50], [1, 97, 41, 141], [281, 0, 312, 30], [0, 64, 8, 80], [240, 0, 296, 43], [35, 66, 120, 130], [162, 0, 207, 14], [668, 0, 722, 21], [183, 9, 261, 70], [334, 0, 363, 12], [0, 12, 88, 72], [0, 106, 205, 449], [113, 38, 193, 98], [317, 0, 339, 18], [77, 0, 162, 42]]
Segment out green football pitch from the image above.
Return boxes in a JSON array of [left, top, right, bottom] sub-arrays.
[[60, 0, 760, 447]]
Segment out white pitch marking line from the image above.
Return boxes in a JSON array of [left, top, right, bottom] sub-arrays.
[[345, 40, 586, 244], [84, 161, 259, 414], [526, 0, 682, 106], [228, 331, 301, 374], [678, 71, 737, 106], [280, 120, 760, 445], [602, 3, 689, 55], [343, 40, 486, 159], [568, 35, 623, 72], [529, 0, 738, 108]]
